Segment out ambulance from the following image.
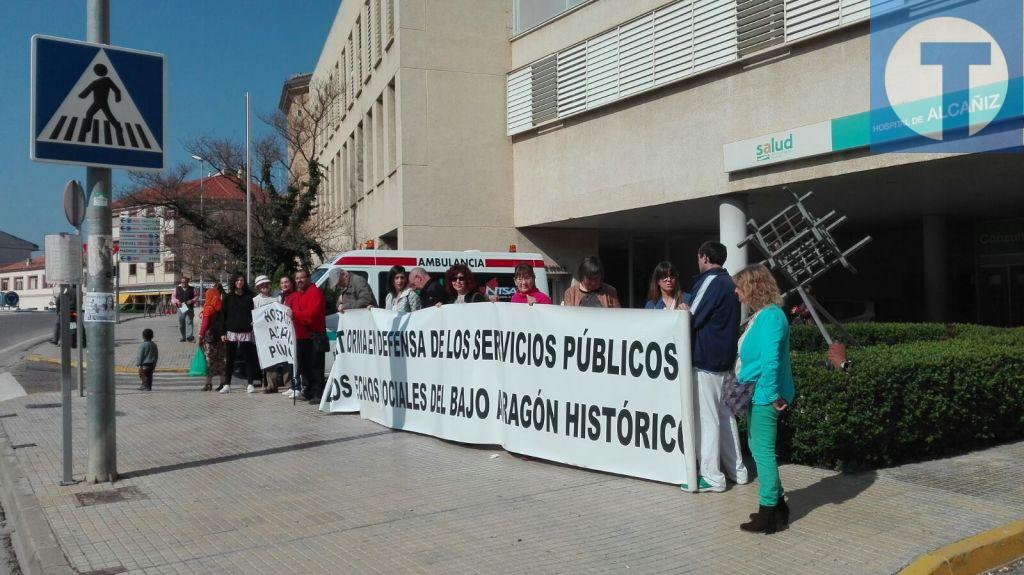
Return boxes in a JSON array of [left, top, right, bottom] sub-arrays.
[[311, 250, 549, 327]]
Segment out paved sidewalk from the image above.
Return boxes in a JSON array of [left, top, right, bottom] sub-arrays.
[[0, 374, 1022, 574], [27, 314, 198, 372]]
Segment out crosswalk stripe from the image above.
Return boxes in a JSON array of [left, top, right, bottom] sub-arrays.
[[137, 124, 152, 148], [125, 123, 138, 147], [77, 119, 89, 143], [90, 119, 100, 144], [49, 116, 67, 140], [64, 117, 78, 140]]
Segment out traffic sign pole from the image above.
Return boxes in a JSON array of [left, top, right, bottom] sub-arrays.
[[84, 0, 117, 484]]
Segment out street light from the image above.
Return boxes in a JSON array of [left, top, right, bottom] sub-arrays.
[[191, 155, 205, 300]]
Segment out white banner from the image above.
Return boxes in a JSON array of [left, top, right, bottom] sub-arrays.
[[251, 302, 295, 368], [321, 304, 697, 486]]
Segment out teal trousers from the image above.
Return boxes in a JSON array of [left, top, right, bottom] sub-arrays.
[[749, 404, 783, 506]]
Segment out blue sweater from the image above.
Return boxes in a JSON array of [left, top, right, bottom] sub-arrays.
[[688, 268, 740, 372], [737, 305, 795, 405]]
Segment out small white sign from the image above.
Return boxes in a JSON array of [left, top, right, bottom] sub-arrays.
[[723, 120, 832, 172], [252, 303, 295, 368], [84, 292, 116, 323]]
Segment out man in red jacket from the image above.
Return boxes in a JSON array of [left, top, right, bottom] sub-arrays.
[[289, 269, 327, 404]]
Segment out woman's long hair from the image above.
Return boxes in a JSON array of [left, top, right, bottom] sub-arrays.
[[444, 264, 478, 298], [387, 265, 408, 297], [646, 261, 680, 303], [733, 264, 783, 312], [230, 273, 250, 295]]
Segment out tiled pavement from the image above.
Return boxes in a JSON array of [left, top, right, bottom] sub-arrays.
[[29, 314, 199, 371], [1, 372, 1023, 574]]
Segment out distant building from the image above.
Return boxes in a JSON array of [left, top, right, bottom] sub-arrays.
[[112, 173, 258, 308], [0, 231, 38, 266], [0, 256, 52, 310]]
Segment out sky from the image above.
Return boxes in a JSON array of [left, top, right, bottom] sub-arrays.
[[0, 0, 338, 252]]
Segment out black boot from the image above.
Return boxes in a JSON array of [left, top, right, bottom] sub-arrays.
[[740, 505, 780, 534], [777, 496, 789, 526], [750, 496, 789, 523]]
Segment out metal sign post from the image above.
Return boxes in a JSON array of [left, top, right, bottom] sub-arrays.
[[58, 285, 76, 486], [64, 180, 87, 398]]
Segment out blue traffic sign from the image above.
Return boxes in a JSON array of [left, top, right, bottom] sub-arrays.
[[4, 292, 19, 307], [31, 35, 165, 171]]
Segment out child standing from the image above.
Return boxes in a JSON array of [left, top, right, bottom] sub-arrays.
[[137, 328, 159, 391]]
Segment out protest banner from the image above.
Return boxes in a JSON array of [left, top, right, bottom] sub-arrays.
[[322, 304, 697, 486], [252, 302, 295, 368]]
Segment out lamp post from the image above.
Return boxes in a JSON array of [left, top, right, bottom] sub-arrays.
[[190, 155, 205, 297]]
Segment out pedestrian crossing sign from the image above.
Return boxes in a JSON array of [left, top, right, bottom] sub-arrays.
[[31, 35, 165, 171]]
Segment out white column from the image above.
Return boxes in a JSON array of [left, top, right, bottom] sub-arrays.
[[923, 214, 949, 322], [719, 194, 748, 274]]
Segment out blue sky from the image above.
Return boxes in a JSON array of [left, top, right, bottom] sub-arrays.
[[0, 0, 338, 251]]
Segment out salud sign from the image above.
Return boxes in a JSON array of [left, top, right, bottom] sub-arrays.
[[30, 35, 165, 171]]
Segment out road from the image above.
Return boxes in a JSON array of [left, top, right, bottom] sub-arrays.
[[0, 312, 54, 367], [0, 311, 58, 396]]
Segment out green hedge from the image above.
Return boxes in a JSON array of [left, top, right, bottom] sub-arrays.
[[780, 327, 1024, 470], [788, 322, 953, 352]]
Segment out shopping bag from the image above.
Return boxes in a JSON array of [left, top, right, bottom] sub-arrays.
[[188, 346, 207, 377]]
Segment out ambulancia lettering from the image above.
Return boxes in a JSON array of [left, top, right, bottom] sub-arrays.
[[417, 257, 485, 268]]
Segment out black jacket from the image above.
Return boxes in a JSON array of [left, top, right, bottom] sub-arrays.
[[420, 278, 448, 308], [446, 291, 487, 304], [219, 290, 255, 334]]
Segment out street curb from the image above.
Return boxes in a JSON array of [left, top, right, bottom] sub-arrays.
[[0, 432, 75, 574], [24, 354, 189, 374], [898, 519, 1024, 575]]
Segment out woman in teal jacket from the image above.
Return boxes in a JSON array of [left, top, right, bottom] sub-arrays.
[[734, 264, 795, 534]]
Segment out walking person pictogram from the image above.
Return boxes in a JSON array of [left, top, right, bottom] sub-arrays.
[[78, 63, 122, 135]]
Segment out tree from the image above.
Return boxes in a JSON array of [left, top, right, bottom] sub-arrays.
[[121, 80, 349, 282]]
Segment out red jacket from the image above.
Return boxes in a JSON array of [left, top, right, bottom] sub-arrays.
[[288, 284, 325, 340]]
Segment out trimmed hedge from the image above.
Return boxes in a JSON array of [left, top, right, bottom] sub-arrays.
[[788, 322, 953, 352], [778, 324, 1024, 470]]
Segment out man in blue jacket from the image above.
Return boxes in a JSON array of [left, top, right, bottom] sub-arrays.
[[682, 241, 748, 493]]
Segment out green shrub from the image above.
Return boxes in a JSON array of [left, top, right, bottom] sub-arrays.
[[789, 322, 952, 352], [780, 336, 1024, 470]]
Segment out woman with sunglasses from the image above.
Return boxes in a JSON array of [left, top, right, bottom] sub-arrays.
[[385, 265, 422, 312], [443, 264, 488, 304], [644, 261, 687, 310], [510, 262, 551, 305]]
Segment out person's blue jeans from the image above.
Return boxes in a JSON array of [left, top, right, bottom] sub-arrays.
[[179, 308, 194, 340]]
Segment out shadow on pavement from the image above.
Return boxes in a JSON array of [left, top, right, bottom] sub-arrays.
[[785, 470, 878, 523], [120, 429, 393, 480]]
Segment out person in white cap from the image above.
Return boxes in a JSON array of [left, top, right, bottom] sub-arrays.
[[248, 275, 277, 393]]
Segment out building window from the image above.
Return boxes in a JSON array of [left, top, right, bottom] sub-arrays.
[[365, 111, 374, 190], [386, 0, 395, 44], [374, 96, 385, 185], [146, 262, 155, 275], [514, 0, 591, 35], [386, 80, 397, 173], [14, 278, 23, 291], [355, 17, 363, 92], [348, 36, 356, 104], [129, 264, 137, 276], [28, 276, 38, 290], [374, 0, 383, 65], [0, 279, 8, 291], [364, 2, 373, 80], [355, 123, 364, 193]]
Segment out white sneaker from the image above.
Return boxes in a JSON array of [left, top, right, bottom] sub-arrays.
[[283, 389, 297, 398], [246, 384, 256, 393], [281, 389, 292, 395], [218, 385, 231, 394]]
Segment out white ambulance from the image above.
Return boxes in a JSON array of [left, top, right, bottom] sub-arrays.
[[311, 250, 549, 326]]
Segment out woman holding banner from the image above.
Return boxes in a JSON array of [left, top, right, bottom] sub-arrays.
[[733, 264, 795, 534], [510, 263, 551, 305], [644, 261, 686, 310], [278, 276, 299, 399], [252, 275, 280, 393], [198, 282, 225, 392], [443, 264, 487, 304], [385, 266, 422, 312]]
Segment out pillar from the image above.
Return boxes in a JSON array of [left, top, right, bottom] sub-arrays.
[[923, 214, 949, 322], [719, 194, 749, 274]]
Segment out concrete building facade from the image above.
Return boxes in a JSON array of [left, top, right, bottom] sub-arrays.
[[298, 0, 1024, 323], [0, 257, 52, 310]]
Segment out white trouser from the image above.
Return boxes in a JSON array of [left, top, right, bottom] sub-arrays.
[[695, 369, 748, 488]]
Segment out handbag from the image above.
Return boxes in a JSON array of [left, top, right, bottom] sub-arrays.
[[721, 371, 755, 417], [311, 332, 330, 354], [188, 346, 207, 377]]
